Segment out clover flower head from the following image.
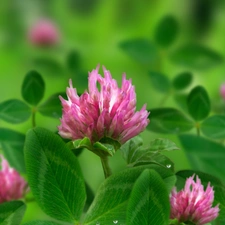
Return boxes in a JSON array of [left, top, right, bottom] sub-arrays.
[[28, 19, 59, 46], [0, 155, 28, 203], [170, 174, 219, 225], [58, 65, 149, 145]]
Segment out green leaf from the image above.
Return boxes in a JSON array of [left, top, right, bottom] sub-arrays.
[[172, 72, 193, 90], [0, 99, 31, 124], [120, 137, 178, 170], [32, 57, 64, 77], [0, 201, 26, 225], [21, 70, 45, 106], [201, 115, 225, 139], [179, 134, 225, 181], [176, 170, 225, 220], [83, 164, 175, 225], [187, 85, 210, 121], [147, 108, 194, 134], [127, 169, 170, 225], [119, 38, 158, 64], [154, 15, 179, 48], [66, 50, 81, 73], [38, 92, 66, 118], [148, 138, 180, 152], [170, 43, 223, 70], [0, 128, 26, 173], [149, 71, 170, 93], [173, 93, 189, 113], [24, 127, 86, 223], [23, 221, 63, 225]]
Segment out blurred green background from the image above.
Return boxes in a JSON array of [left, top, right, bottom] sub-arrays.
[[1, 0, 225, 223]]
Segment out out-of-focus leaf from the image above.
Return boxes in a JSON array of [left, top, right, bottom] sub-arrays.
[[0, 128, 26, 173], [24, 127, 86, 223], [187, 85, 210, 121], [170, 43, 223, 70], [32, 57, 63, 76], [154, 15, 179, 48], [66, 50, 81, 73], [172, 72, 193, 90], [0, 201, 26, 225], [176, 170, 225, 220], [119, 38, 158, 64], [179, 134, 225, 181], [38, 92, 66, 118], [147, 108, 194, 134], [21, 70, 45, 106], [23, 221, 63, 225], [126, 169, 170, 225], [0, 99, 31, 124], [149, 71, 170, 93], [201, 115, 225, 139], [173, 93, 189, 113]]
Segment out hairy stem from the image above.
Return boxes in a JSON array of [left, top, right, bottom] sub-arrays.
[[100, 156, 112, 179]]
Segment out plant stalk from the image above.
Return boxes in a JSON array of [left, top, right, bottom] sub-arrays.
[[100, 156, 112, 179]]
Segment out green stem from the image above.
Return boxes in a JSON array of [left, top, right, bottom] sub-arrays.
[[32, 108, 36, 128], [100, 156, 112, 179]]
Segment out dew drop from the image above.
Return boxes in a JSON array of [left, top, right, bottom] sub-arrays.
[[113, 220, 118, 224], [166, 164, 171, 168]]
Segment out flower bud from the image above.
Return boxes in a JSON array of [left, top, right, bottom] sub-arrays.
[[28, 19, 59, 46]]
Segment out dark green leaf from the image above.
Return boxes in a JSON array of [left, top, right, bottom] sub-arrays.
[[24, 127, 86, 223], [154, 15, 179, 48], [66, 50, 81, 73], [127, 169, 170, 225], [22, 70, 45, 106], [149, 71, 170, 93], [187, 86, 210, 121], [32, 57, 63, 77], [201, 115, 225, 139], [0, 99, 31, 124], [23, 221, 63, 225], [0, 201, 26, 225], [83, 164, 175, 225], [179, 134, 225, 181], [173, 93, 189, 113], [0, 128, 26, 173], [119, 38, 158, 64], [170, 43, 223, 70], [172, 72, 193, 90], [176, 170, 225, 220], [38, 92, 66, 118], [71, 71, 88, 93], [147, 108, 194, 134]]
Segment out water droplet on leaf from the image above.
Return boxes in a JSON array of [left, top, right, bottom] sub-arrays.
[[113, 221, 118, 224], [166, 164, 171, 168]]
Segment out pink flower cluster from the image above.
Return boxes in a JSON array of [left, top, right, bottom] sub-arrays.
[[170, 175, 219, 225], [28, 19, 59, 46], [0, 155, 28, 203], [58, 65, 149, 144]]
